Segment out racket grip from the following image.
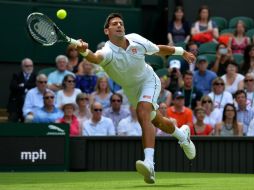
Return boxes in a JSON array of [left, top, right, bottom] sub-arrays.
[[69, 38, 82, 46]]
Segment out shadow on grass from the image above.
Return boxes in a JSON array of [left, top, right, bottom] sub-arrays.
[[128, 183, 196, 188]]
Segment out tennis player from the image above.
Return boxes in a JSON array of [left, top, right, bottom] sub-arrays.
[[77, 13, 196, 184]]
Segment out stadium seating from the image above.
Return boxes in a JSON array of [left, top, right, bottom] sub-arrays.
[[211, 16, 228, 31], [220, 28, 235, 35], [38, 67, 56, 76], [246, 28, 254, 42], [174, 41, 186, 49], [198, 42, 217, 54], [145, 55, 165, 71], [233, 53, 244, 65], [155, 68, 169, 77], [229, 16, 254, 30], [200, 54, 216, 66]]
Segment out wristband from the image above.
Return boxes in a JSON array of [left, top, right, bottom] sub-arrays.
[[80, 49, 89, 57], [173, 47, 184, 55]]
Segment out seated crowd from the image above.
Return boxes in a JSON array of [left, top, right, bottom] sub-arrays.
[[7, 5, 254, 137]]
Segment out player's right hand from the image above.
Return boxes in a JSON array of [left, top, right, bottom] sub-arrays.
[[77, 39, 89, 53]]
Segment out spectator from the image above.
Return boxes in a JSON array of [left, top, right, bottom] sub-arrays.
[[7, 58, 36, 122], [241, 44, 254, 75], [234, 90, 254, 135], [116, 88, 130, 109], [156, 102, 170, 136], [167, 91, 193, 128], [185, 41, 199, 72], [193, 106, 213, 136], [208, 77, 233, 112], [247, 117, 254, 136], [65, 44, 82, 73], [180, 70, 203, 109], [215, 103, 243, 136], [75, 93, 91, 128], [56, 74, 81, 108], [103, 93, 130, 133], [193, 55, 217, 95], [191, 5, 219, 44], [229, 20, 250, 55], [157, 76, 172, 106], [244, 73, 254, 109], [210, 43, 233, 76], [23, 74, 52, 122], [47, 55, 74, 92], [33, 91, 63, 123], [167, 6, 190, 45], [118, 105, 142, 136], [75, 59, 98, 94], [200, 95, 222, 129], [167, 59, 183, 94], [82, 102, 115, 136], [90, 76, 113, 109], [57, 102, 80, 136], [221, 61, 244, 94]]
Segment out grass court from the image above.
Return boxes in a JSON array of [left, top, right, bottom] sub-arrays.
[[0, 171, 253, 190]]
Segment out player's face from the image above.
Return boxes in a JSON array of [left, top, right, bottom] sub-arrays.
[[105, 17, 125, 38]]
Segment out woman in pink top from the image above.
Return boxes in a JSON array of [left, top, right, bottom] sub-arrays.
[[57, 102, 80, 136], [229, 20, 250, 54]]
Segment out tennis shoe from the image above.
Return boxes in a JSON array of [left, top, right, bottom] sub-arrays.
[[179, 125, 196, 159], [136, 160, 155, 184]]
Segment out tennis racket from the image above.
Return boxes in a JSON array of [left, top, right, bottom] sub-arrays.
[[27, 12, 81, 46]]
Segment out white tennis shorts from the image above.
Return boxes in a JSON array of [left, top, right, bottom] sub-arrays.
[[123, 72, 161, 111]]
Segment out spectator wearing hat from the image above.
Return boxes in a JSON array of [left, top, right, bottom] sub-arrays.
[[33, 91, 63, 123], [167, 59, 183, 94], [82, 102, 116, 136], [180, 71, 203, 109], [57, 102, 80, 136], [193, 55, 217, 95], [166, 91, 193, 129]]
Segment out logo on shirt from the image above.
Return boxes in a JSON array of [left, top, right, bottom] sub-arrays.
[[131, 48, 137, 54], [143, 95, 151, 99]]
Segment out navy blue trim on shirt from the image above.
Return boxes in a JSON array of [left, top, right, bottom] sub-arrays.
[[133, 41, 147, 53]]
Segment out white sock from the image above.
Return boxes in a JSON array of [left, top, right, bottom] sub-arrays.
[[144, 148, 154, 164], [172, 126, 186, 142]]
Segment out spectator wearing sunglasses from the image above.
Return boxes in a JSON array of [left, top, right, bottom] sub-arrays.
[[33, 91, 63, 123], [244, 73, 254, 109], [208, 77, 233, 112], [82, 102, 115, 136], [200, 95, 221, 129], [103, 93, 130, 134], [23, 74, 53, 122], [56, 74, 81, 108]]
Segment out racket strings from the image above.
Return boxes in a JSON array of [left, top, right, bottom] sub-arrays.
[[28, 16, 57, 45]]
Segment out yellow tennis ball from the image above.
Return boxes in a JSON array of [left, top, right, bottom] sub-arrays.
[[57, 9, 67, 20]]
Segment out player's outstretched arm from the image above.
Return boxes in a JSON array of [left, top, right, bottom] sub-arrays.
[[77, 40, 104, 64], [157, 45, 196, 63]]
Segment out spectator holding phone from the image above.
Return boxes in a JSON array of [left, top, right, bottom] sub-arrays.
[[210, 43, 233, 76]]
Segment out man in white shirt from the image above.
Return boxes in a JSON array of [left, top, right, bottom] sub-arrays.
[[77, 13, 196, 184], [82, 102, 115, 136]]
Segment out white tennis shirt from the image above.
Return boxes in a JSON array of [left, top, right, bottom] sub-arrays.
[[97, 33, 159, 88]]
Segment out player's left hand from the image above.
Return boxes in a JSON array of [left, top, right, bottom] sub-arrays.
[[183, 51, 196, 63]]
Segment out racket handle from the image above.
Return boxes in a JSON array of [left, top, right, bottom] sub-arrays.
[[69, 38, 82, 46]]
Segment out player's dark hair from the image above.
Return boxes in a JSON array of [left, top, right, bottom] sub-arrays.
[[104, 13, 123, 29]]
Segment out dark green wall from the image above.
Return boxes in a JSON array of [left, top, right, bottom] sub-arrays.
[[0, 1, 141, 64]]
